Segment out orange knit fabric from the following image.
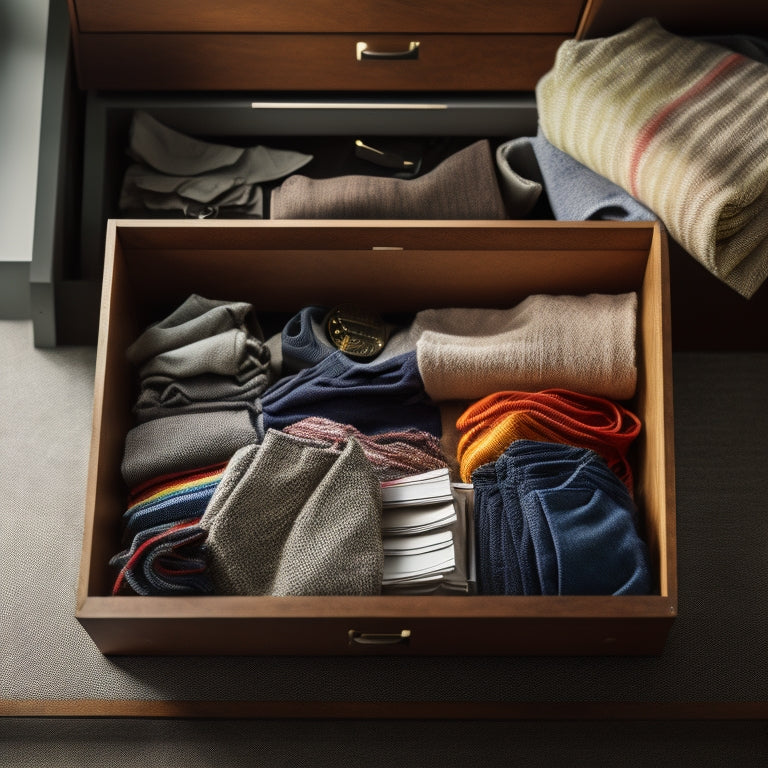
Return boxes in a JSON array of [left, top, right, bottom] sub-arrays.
[[456, 389, 641, 490]]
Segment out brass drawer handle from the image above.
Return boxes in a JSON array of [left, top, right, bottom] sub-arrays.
[[356, 41, 420, 61], [348, 629, 412, 646]]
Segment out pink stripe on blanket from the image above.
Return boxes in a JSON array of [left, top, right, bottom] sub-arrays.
[[628, 52, 746, 196]]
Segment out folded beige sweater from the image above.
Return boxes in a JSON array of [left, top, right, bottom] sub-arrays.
[[415, 293, 637, 402], [536, 17, 768, 298]]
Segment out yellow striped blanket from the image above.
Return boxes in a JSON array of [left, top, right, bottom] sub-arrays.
[[536, 17, 768, 298]]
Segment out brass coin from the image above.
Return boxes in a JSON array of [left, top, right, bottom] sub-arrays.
[[326, 305, 390, 360]]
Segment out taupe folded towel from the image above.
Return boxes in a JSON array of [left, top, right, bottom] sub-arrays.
[[199, 430, 383, 596], [414, 293, 638, 402], [270, 139, 507, 220]]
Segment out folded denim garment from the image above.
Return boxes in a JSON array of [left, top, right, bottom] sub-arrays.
[[473, 440, 651, 596], [199, 430, 383, 596], [270, 139, 506, 220], [497, 131, 656, 222]]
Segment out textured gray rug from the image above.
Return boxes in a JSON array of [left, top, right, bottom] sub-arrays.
[[1, 319, 767, 714]]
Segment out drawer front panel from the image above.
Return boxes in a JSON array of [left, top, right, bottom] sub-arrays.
[[74, 33, 567, 91], [72, 0, 585, 34]]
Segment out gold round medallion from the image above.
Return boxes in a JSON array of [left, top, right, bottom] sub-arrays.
[[326, 305, 390, 360]]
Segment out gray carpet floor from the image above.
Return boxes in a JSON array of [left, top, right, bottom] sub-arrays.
[[1, 318, 767, 763]]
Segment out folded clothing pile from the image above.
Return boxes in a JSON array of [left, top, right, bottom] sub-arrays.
[[120, 111, 312, 219], [473, 440, 651, 596], [110, 464, 226, 595], [536, 17, 768, 298], [270, 139, 507, 220], [121, 295, 271, 488], [199, 430, 383, 596], [456, 389, 641, 491]]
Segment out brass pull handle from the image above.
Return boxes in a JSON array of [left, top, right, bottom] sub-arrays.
[[356, 41, 420, 61], [348, 629, 412, 646]]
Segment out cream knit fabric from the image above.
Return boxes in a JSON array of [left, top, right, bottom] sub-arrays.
[[415, 293, 637, 402], [536, 17, 768, 298]]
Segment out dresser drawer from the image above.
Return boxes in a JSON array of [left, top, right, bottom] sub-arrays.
[[73, 33, 567, 92], [77, 219, 677, 656], [68, 0, 584, 91], [72, 0, 584, 34]]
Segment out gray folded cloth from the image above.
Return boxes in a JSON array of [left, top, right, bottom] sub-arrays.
[[199, 430, 383, 596], [495, 139, 544, 217], [126, 295, 256, 367], [134, 369, 270, 415], [270, 139, 507, 220], [413, 293, 638, 402], [121, 408, 261, 489], [133, 328, 273, 416], [119, 110, 312, 218], [497, 131, 656, 222]]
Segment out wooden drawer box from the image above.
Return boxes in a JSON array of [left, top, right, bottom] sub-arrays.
[[67, 0, 583, 91], [77, 219, 677, 656]]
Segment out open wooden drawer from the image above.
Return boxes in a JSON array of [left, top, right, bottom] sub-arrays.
[[76, 219, 677, 656]]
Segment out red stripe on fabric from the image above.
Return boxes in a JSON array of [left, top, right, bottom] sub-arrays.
[[128, 463, 227, 505], [628, 52, 746, 196], [111, 519, 201, 596]]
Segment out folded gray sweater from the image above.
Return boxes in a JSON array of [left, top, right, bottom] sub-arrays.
[[199, 430, 383, 596]]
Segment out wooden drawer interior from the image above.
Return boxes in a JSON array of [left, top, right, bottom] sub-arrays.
[[77, 220, 677, 656]]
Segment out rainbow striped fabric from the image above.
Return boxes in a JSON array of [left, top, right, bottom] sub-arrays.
[[536, 17, 768, 298], [123, 463, 226, 537]]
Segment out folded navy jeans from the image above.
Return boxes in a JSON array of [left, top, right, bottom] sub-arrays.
[[473, 440, 651, 596]]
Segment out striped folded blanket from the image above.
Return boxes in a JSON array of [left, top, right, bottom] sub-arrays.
[[536, 17, 768, 298]]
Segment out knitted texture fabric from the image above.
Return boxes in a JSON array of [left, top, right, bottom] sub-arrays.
[[414, 293, 638, 402], [199, 430, 383, 596], [456, 389, 641, 489], [473, 440, 651, 596], [120, 408, 260, 488], [261, 350, 442, 437], [536, 17, 768, 298], [110, 518, 213, 596], [270, 139, 507, 220], [122, 464, 225, 539], [282, 416, 448, 481], [126, 295, 256, 367]]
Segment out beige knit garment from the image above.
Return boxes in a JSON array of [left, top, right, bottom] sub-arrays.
[[415, 293, 637, 402], [536, 17, 768, 298]]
